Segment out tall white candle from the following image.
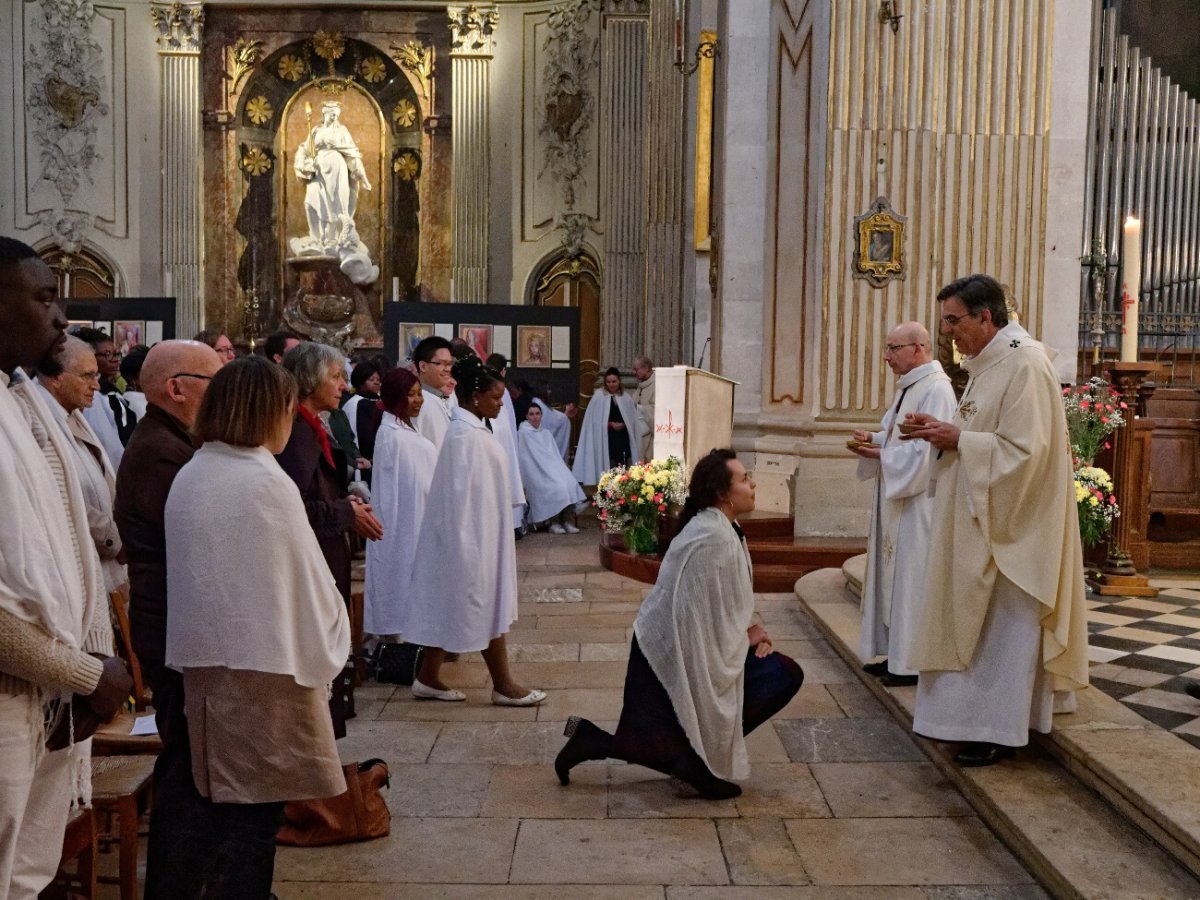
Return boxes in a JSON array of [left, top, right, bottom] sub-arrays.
[[1120, 216, 1141, 362], [392, 276, 400, 303]]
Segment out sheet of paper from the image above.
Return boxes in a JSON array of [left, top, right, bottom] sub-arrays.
[[130, 715, 159, 736], [146, 321, 164, 345], [493, 325, 512, 360], [551, 327, 571, 362], [434, 322, 453, 340]]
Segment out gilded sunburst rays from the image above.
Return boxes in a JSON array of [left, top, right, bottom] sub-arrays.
[[245, 95, 273, 125], [360, 56, 386, 84], [277, 54, 306, 82], [393, 152, 420, 181], [241, 147, 272, 176], [392, 99, 417, 129]]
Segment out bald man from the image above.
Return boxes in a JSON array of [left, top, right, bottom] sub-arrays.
[[112, 340, 221, 898], [850, 322, 956, 687]]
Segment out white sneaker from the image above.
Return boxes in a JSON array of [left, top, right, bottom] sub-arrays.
[[548, 523, 567, 534], [563, 522, 580, 534]]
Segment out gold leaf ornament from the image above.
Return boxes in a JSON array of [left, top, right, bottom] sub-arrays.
[[392, 99, 417, 129], [245, 95, 273, 125], [393, 152, 420, 181], [360, 56, 386, 83], [241, 147, 272, 176], [312, 29, 346, 62], [277, 54, 306, 82]]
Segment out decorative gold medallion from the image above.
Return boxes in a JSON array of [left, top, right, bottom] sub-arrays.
[[312, 29, 346, 63], [277, 54, 306, 82], [245, 95, 273, 125], [360, 56, 386, 83], [393, 152, 420, 181], [241, 147, 272, 176], [392, 99, 417, 129]]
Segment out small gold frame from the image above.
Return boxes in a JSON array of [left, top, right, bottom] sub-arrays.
[[853, 196, 906, 287]]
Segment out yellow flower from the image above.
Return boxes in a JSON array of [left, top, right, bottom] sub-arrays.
[[360, 56, 386, 83], [245, 95, 273, 125], [277, 54, 306, 82], [641, 484, 654, 499], [1088, 496, 1099, 507], [393, 152, 420, 181], [241, 147, 272, 176], [392, 99, 417, 129]]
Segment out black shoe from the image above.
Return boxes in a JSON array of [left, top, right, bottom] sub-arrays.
[[555, 716, 612, 785], [514, 528, 525, 541], [1185, 680, 1200, 701], [669, 754, 742, 800], [879, 672, 918, 687], [954, 742, 1016, 767], [862, 659, 889, 677]]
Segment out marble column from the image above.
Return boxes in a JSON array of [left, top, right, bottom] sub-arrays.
[[642, 0, 688, 364], [599, 9, 648, 366], [152, 2, 204, 336], [448, 5, 498, 304]]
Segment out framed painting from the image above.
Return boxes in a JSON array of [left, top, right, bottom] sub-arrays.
[[398, 322, 434, 360], [515, 325, 551, 368], [458, 324, 492, 360], [113, 320, 145, 354], [853, 196, 906, 287]]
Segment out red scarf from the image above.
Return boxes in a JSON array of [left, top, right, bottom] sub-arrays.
[[296, 405, 334, 469]]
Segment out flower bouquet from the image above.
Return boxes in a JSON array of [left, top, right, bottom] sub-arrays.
[[1074, 464, 1120, 548], [594, 457, 688, 554], [1062, 377, 1126, 464]]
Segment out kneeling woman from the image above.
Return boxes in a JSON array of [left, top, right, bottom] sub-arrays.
[[555, 449, 803, 799]]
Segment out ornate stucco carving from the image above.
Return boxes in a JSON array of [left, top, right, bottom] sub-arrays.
[[228, 37, 263, 92], [391, 40, 434, 102], [25, 0, 111, 242], [151, 2, 204, 52], [540, 0, 600, 255], [448, 5, 499, 56]]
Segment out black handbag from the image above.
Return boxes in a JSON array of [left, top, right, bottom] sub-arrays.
[[373, 643, 422, 685]]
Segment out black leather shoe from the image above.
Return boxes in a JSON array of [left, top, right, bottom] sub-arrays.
[[1185, 680, 1200, 701], [879, 672, 918, 687], [555, 716, 612, 785], [954, 742, 1016, 767], [862, 659, 889, 677], [669, 754, 742, 800]]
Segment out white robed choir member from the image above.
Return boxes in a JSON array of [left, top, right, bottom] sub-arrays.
[[853, 333, 956, 678], [905, 277, 1088, 764], [364, 372, 438, 637], [415, 385, 453, 449], [572, 369, 646, 485], [492, 386, 527, 530], [518, 409, 585, 526], [534, 397, 571, 460]]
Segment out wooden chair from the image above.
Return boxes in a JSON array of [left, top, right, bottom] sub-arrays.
[[91, 755, 155, 900], [93, 587, 163, 756], [108, 587, 150, 710], [47, 807, 97, 898]]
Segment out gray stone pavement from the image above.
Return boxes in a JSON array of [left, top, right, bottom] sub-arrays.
[[269, 523, 1048, 898]]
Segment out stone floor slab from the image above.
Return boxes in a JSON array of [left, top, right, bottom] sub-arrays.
[[378, 690, 540, 722], [826, 682, 889, 717], [605, 766, 740, 818], [784, 818, 1034, 886], [775, 717, 925, 763], [429, 721, 570, 765], [511, 819, 728, 885], [733, 763, 830, 819], [773, 684, 846, 719], [579, 642, 631, 661], [276, 887, 666, 899], [534, 687, 626, 722], [481, 764, 608, 818], [387, 763, 492, 817], [809, 761, 973, 818], [718, 818, 811, 885], [667, 888, 926, 899], [333, 721, 441, 765]]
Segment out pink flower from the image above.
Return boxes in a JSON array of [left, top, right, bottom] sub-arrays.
[[1119, 401, 1128, 409], [657, 504, 667, 512], [618, 498, 626, 505], [1062, 387, 1070, 395], [1109, 495, 1117, 503], [1079, 400, 1090, 409], [1104, 441, 1111, 449]]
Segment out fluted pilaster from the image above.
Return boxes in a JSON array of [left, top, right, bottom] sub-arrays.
[[448, 4, 498, 304], [643, 0, 688, 363], [152, 1, 204, 336], [599, 12, 648, 366]]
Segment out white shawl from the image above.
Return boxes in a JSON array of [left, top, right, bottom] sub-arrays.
[[633, 508, 755, 780], [492, 388, 526, 527], [518, 421, 585, 523], [165, 442, 350, 689], [415, 386, 452, 449], [533, 398, 571, 460], [571, 389, 646, 485], [364, 413, 438, 635], [0, 372, 101, 651]]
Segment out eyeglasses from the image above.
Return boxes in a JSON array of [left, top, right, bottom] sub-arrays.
[[170, 373, 213, 381], [423, 360, 453, 369], [940, 311, 980, 327], [884, 343, 918, 354], [94, 350, 120, 359], [68, 370, 101, 382]]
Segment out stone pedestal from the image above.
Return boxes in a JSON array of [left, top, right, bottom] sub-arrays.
[[284, 257, 382, 351]]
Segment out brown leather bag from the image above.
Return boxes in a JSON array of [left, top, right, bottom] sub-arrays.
[[276, 759, 391, 847]]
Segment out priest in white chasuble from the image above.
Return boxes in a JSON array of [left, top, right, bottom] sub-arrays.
[[903, 274, 1089, 768], [850, 323, 956, 687]]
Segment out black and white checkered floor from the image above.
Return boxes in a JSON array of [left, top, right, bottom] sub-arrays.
[[1086, 580, 1200, 750]]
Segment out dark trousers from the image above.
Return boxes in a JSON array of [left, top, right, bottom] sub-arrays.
[[143, 666, 284, 900], [609, 637, 804, 775]]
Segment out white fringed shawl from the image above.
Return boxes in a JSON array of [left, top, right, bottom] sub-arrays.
[[633, 507, 755, 780]]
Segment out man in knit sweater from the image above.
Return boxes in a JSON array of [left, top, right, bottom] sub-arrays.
[[0, 237, 132, 898]]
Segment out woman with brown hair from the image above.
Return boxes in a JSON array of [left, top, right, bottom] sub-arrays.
[[164, 355, 350, 897]]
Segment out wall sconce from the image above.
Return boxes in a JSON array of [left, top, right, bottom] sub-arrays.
[[676, 37, 718, 76], [879, 0, 902, 34]]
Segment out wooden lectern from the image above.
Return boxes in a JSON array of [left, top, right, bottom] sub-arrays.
[[652, 367, 737, 470]]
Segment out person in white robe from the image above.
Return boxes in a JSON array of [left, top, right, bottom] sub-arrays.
[[484, 354, 526, 532], [519, 404, 585, 533], [364, 368, 438, 640], [632, 356, 656, 461], [572, 367, 646, 486], [850, 323, 956, 685], [554, 450, 803, 799], [412, 335, 456, 449], [903, 274, 1089, 767], [166, 356, 349, 895], [36, 337, 128, 593], [533, 396, 572, 460], [404, 355, 546, 706]]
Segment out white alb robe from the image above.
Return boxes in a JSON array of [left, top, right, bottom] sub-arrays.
[[415, 385, 453, 449], [533, 398, 571, 460], [364, 414, 438, 636], [405, 407, 519, 652], [571, 389, 646, 485], [82, 391, 131, 469], [633, 372, 656, 460], [493, 389, 526, 528], [911, 323, 1089, 745], [856, 361, 956, 674], [518, 421, 586, 523]]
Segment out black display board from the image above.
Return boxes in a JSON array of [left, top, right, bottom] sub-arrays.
[[383, 301, 580, 402], [64, 297, 178, 353]]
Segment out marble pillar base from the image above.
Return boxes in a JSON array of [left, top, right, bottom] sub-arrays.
[[284, 256, 382, 351]]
